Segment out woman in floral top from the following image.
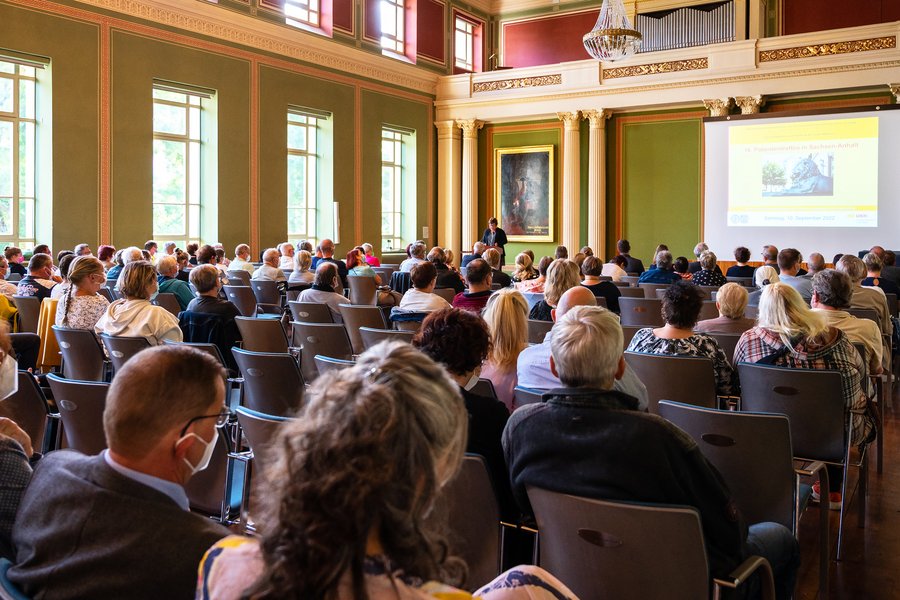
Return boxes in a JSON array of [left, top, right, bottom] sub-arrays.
[[691, 251, 728, 287], [54, 256, 109, 330], [627, 280, 736, 396]]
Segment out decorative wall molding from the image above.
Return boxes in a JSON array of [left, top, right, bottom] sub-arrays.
[[581, 108, 611, 128], [734, 95, 764, 114], [67, 0, 440, 94], [758, 36, 896, 63], [890, 83, 900, 102], [703, 98, 733, 117], [473, 74, 562, 93], [603, 57, 708, 79]]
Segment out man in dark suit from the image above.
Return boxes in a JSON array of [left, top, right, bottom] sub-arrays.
[[616, 239, 644, 274], [870, 246, 900, 285], [317, 238, 349, 290], [10, 345, 230, 600], [481, 217, 508, 266], [687, 242, 723, 275], [461, 241, 486, 269]]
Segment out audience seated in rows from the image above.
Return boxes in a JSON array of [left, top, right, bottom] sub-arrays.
[[873, 246, 900, 285], [807, 252, 826, 276], [616, 239, 644, 274], [0, 258, 16, 298], [862, 252, 900, 296], [277, 242, 294, 270], [198, 342, 571, 600], [5, 247, 26, 277], [361, 242, 380, 267], [627, 281, 736, 396], [229, 244, 255, 274], [748, 265, 780, 307], [776, 248, 813, 301], [315, 239, 349, 290], [49, 255, 75, 300], [694, 282, 755, 334], [529, 259, 580, 322], [399, 241, 428, 273], [10, 345, 229, 598], [837, 255, 892, 336], [503, 305, 800, 599], [196, 245, 229, 287], [638, 250, 681, 285], [688, 242, 722, 275], [97, 245, 116, 271], [297, 262, 349, 323], [481, 288, 529, 411], [287, 250, 314, 287], [517, 286, 648, 409], [461, 241, 485, 269], [55, 256, 109, 331], [107, 246, 142, 281], [16, 254, 58, 301], [510, 252, 536, 284], [601, 253, 628, 281], [157, 255, 195, 311], [483, 248, 511, 288], [144, 241, 158, 265], [95, 261, 182, 345], [690, 251, 728, 287], [516, 256, 551, 293], [429, 246, 464, 292], [452, 258, 493, 314], [186, 265, 241, 320], [0, 415, 33, 562], [674, 256, 692, 280], [735, 282, 876, 509], [580, 256, 622, 313], [726, 246, 754, 278], [397, 262, 449, 313], [760, 244, 780, 274], [252, 248, 287, 283], [347, 246, 402, 306], [175, 250, 191, 283], [412, 310, 517, 519]]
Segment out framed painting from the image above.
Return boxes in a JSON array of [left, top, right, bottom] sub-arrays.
[[494, 145, 554, 242]]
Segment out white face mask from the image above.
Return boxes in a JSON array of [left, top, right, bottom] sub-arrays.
[[463, 371, 480, 391], [178, 429, 218, 476], [0, 354, 17, 401]]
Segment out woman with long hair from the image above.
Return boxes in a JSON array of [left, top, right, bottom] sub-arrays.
[[197, 342, 574, 600], [481, 288, 529, 411], [55, 256, 109, 330], [510, 253, 537, 283], [528, 259, 581, 321]]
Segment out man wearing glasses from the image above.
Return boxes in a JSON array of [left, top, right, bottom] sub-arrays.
[[9, 345, 230, 599]]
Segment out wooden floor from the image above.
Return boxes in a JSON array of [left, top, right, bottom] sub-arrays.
[[795, 385, 900, 599]]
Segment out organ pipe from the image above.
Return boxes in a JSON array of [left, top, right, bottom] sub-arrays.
[[635, 0, 735, 53]]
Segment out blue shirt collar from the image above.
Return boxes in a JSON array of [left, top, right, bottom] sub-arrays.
[[103, 450, 190, 511]]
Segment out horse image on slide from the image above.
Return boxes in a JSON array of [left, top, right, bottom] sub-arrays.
[[761, 153, 834, 197], [783, 154, 834, 195]]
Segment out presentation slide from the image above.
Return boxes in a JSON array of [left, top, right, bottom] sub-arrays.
[[727, 117, 878, 227], [704, 108, 900, 261]]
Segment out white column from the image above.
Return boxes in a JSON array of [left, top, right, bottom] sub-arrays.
[[582, 109, 609, 257], [557, 111, 581, 254], [457, 119, 484, 254], [435, 121, 461, 264]]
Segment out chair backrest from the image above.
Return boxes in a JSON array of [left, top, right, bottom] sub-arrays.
[[435, 456, 502, 590], [184, 426, 234, 520], [153, 293, 182, 317], [433, 287, 456, 304], [314, 355, 356, 375], [744, 305, 758, 319], [737, 363, 846, 462], [0, 372, 52, 454], [233, 348, 304, 416], [528, 487, 709, 600], [164, 339, 228, 369], [339, 305, 388, 355], [618, 297, 663, 326], [226, 270, 251, 286], [348, 276, 378, 306], [358, 327, 415, 351], [522, 292, 544, 310], [235, 316, 289, 354], [698, 285, 720, 298], [53, 326, 106, 381], [527, 319, 553, 344], [393, 319, 423, 332], [621, 275, 640, 286], [46, 374, 110, 456], [177, 311, 240, 372], [5, 273, 20, 282], [236, 406, 292, 512], [288, 301, 334, 324], [611, 280, 630, 288], [847, 307, 879, 327], [885, 292, 898, 318], [657, 400, 795, 530], [638, 282, 670, 295], [291, 322, 353, 382], [98, 287, 116, 303], [470, 377, 498, 401], [389, 271, 412, 294], [223, 285, 257, 317], [250, 280, 281, 306], [698, 301, 719, 321], [726, 277, 753, 287], [705, 332, 742, 366], [372, 267, 395, 281], [593, 296, 608, 309], [99, 334, 151, 374], [623, 352, 717, 414], [513, 386, 546, 406], [616, 286, 645, 298], [621, 325, 641, 350], [12, 296, 39, 334]]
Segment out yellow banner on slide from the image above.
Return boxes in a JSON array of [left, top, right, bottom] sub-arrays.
[[731, 117, 878, 145]]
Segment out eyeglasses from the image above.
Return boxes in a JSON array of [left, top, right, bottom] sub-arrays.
[[180, 407, 230, 436]]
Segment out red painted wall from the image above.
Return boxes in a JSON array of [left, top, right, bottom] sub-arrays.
[[417, 0, 445, 63], [783, 0, 900, 35], [334, 0, 354, 33], [502, 11, 598, 68], [364, 0, 379, 41]]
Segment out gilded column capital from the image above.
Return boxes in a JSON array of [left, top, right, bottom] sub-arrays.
[[582, 109, 611, 128], [456, 119, 484, 137], [734, 96, 765, 115], [557, 111, 582, 130], [435, 120, 459, 136], [703, 98, 733, 117], [890, 84, 900, 103]]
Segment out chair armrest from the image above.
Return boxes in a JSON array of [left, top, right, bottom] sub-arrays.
[[228, 450, 253, 464], [795, 460, 827, 478], [713, 556, 775, 600]]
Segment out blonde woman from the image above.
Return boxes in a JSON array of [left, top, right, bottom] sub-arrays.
[[735, 282, 875, 509], [55, 256, 109, 331], [94, 261, 182, 345], [528, 259, 581, 321], [481, 288, 529, 411], [695, 282, 755, 334], [511, 252, 537, 283], [516, 256, 552, 294], [288, 250, 314, 286]]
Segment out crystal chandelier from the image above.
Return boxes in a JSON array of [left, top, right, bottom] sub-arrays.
[[583, 0, 642, 62]]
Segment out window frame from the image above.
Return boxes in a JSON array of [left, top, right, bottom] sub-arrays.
[[380, 0, 406, 55], [452, 10, 484, 74], [287, 110, 321, 244], [380, 128, 407, 253], [0, 59, 39, 250]]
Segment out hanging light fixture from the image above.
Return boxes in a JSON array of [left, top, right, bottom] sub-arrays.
[[583, 0, 642, 62]]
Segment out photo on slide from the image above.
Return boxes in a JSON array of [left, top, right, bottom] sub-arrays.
[[761, 152, 834, 197]]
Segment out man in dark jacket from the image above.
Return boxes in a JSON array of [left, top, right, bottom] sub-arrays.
[[10, 345, 230, 599], [503, 306, 799, 599]]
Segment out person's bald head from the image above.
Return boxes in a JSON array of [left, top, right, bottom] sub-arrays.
[[553, 286, 597, 322], [870, 246, 885, 259]]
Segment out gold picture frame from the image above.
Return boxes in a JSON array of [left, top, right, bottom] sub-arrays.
[[494, 145, 555, 242]]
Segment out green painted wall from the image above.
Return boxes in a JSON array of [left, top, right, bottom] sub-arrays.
[[0, 3, 100, 253]]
